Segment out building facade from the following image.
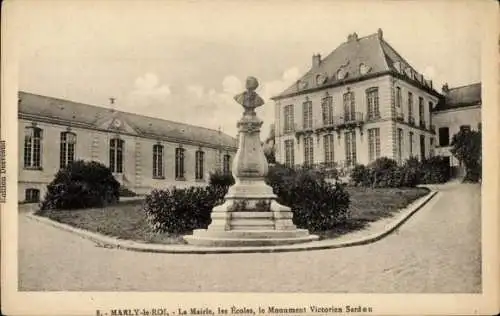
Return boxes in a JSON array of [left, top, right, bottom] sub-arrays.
[[272, 29, 441, 174], [18, 91, 237, 202], [432, 83, 481, 175]]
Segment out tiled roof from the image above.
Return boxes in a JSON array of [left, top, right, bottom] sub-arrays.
[[433, 83, 481, 112], [273, 30, 438, 99], [18, 91, 238, 149]]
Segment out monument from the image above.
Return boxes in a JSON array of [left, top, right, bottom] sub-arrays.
[[184, 76, 318, 247]]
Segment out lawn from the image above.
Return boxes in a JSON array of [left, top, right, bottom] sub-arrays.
[[36, 187, 430, 245]]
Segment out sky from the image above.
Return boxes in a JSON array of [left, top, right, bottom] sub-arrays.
[[13, 0, 486, 139]]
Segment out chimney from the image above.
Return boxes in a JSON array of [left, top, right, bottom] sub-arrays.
[[442, 83, 449, 94], [352, 32, 358, 41], [312, 54, 321, 68], [377, 28, 383, 39]]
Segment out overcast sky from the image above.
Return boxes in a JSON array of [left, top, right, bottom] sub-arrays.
[[14, 0, 485, 138]]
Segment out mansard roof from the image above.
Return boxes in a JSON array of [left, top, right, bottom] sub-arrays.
[[272, 29, 440, 100], [18, 91, 237, 150], [433, 83, 481, 112]]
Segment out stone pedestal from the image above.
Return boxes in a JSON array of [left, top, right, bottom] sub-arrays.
[[184, 77, 318, 247]]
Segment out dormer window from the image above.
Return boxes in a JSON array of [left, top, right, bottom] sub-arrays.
[[359, 63, 371, 75], [337, 68, 347, 80], [393, 61, 402, 73]]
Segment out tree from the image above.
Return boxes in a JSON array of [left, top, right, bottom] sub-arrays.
[[450, 129, 482, 182]]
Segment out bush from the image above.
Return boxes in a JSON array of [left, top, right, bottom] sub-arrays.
[[419, 156, 451, 184], [40, 160, 120, 211], [350, 164, 370, 186], [367, 157, 399, 188], [266, 164, 351, 231], [143, 185, 227, 234], [209, 171, 235, 188]]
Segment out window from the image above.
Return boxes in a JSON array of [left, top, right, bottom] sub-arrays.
[[428, 101, 433, 113], [460, 125, 471, 132], [420, 135, 426, 160], [419, 97, 425, 127], [408, 92, 413, 121], [25, 188, 40, 203], [366, 88, 380, 120], [284, 104, 294, 132], [368, 128, 381, 162], [284, 140, 295, 168], [438, 127, 450, 146], [323, 134, 334, 166], [302, 100, 313, 129], [153, 144, 164, 178], [223, 154, 231, 174], [409, 131, 414, 157], [303, 136, 314, 167], [175, 147, 185, 179], [397, 128, 403, 164], [343, 91, 356, 121], [344, 131, 357, 167], [195, 150, 205, 180], [24, 127, 42, 169], [395, 87, 402, 108], [109, 138, 124, 173], [60, 132, 76, 169], [321, 96, 334, 125]]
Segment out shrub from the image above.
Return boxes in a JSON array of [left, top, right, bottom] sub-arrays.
[[40, 160, 120, 211], [450, 129, 481, 182], [350, 164, 370, 186], [399, 157, 421, 187], [420, 156, 451, 184], [266, 164, 351, 231], [143, 185, 227, 234], [367, 157, 399, 188], [209, 171, 235, 188]]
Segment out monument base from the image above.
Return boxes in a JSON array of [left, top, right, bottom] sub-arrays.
[[183, 198, 319, 247]]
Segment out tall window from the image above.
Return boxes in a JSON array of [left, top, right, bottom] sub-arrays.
[[24, 127, 42, 169], [175, 147, 185, 179], [428, 101, 433, 113], [284, 104, 294, 132], [438, 127, 450, 146], [60, 132, 76, 169], [321, 96, 334, 125], [366, 88, 380, 120], [153, 144, 164, 178], [195, 150, 205, 180], [419, 97, 425, 127], [397, 128, 403, 164], [303, 136, 314, 167], [420, 135, 426, 160], [109, 138, 124, 173], [395, 87, 402, 108], [223, 154, 231, 174], [408, 92, 413, 121], [323, 134, 334, 167], [344, 131, 357, 167], [409, 131, 414, 157], [284, 139, 295, 168], [25, 188, 40, 203], [343, 91, 356, 121], [368, 128, 381, 162], [302, 100, 313, 129]]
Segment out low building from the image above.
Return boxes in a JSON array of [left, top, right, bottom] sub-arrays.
[[432, 83, 481, 176], [18, 91, 237, 202], [272, 29, 441, 175]]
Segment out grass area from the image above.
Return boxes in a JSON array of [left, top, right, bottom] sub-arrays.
[[317, 186, 430, 239], [36, 187, 430, 245]]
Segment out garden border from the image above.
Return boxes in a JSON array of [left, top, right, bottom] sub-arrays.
[[25, 190, 438, 254]]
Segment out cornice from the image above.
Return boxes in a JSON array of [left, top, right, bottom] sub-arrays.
[[19, 113, 237, 151]]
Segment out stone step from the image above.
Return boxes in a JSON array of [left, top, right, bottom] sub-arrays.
[[194, 229, 311, 239], [184, 233, 319, 247]]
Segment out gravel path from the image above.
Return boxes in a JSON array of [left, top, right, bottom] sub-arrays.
[[18, 183, 481, 292]]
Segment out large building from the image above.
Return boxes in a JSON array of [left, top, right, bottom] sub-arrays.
[[18, 91, 237, 202], [432, 83, 482, 176], [271, 29, 480, 175]]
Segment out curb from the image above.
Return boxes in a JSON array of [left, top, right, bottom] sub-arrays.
[[25, 190, 438, 254]]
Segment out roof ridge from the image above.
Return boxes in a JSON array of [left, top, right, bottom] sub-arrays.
[[448, 82, 481, 90], [19, 90, 233, 137]]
